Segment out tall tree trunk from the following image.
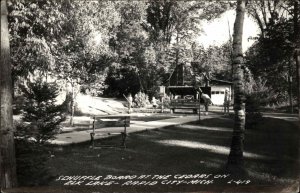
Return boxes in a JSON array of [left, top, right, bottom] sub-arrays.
[[288, 59, 293, 113], [70, 82, 75, 126], [227, 0, 246, 170], [294, 0, 300, 122], [1, 0, 18, 188], [296, 52, 300, 121]]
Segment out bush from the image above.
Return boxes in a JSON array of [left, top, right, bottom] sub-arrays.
[[244, 76, 278, 106], [245, 94, 263, 129], [14, 79, 67, 185], [159, 95, 171, 109], [244, 77, 278, 129], [133, 91, 150, 108], [19, 79, 67, 143]]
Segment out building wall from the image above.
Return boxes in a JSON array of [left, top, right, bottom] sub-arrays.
[[210, 85, 232, 105]]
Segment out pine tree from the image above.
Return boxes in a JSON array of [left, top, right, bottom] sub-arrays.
[[15, 79, 67, 185], [18, 79, 67, 144]]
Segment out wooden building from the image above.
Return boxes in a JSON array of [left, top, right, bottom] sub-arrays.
[[209, 79, 233, 105], [166, 63, 232, 112]]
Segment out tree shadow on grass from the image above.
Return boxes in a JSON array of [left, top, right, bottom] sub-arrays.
[[48, 116, 299, 188], [244, 117, 299, 182]]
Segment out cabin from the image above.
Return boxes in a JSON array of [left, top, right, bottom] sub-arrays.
[[167, 63, 211, 113], [166, 63, 233, 112], [209, 79, 233, 105]]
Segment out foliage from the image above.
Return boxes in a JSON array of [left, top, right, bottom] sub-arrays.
[[8, 0, 233, 100], [144, 1, 229, 71], [244, 77, 276, 129], [245, 95, 263, 130], [104, 2, 151, 96], [104, 1, 230, 98], [192, 42, 232, 80], [18, 79, 67, 144], [247, 1, 294, 39], [12, 94, 25, 114], [54, 0, 119, 84], [245, 23, 295, 96], [104, 63, 141, 97], [145, 1, 229, 45], [14, 79, 66, 185], [80, 74, 107, 96], [8, 0, 118, 101], [8, 0, 66, 80], [133, 92, 150, 108], [244, 76, 279, 105], [245, 0, 299, 103]]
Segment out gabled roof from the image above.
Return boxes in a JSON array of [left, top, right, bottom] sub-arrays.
[[168, 63, 194, 86], [168, 86, 199, 95]]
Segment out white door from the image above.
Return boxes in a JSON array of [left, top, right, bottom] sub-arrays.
[[211, 91, 225, 105]]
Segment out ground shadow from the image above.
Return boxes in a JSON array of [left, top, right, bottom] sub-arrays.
[[48, 116, 299, 190]]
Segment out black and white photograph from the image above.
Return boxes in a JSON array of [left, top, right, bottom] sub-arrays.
[[1, 0, 300, 192]]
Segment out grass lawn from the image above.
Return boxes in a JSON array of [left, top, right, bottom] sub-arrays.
[[45, 116, 299, 192]]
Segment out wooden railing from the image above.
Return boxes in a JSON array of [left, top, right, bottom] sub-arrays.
[[170, 99, 200, 106]]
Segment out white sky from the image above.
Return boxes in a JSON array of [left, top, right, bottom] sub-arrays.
[[197, 10, 260, 52]]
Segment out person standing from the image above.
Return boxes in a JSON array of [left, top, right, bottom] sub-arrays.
[[152, 96, 158, 108], [224, 88, 230, 114], [201, 93, 213, 115], [127, 93, 133, 114]]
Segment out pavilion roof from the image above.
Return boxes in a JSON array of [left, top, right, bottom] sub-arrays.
[[168, 86, 199, 95]]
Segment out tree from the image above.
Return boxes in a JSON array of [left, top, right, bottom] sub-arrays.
[[103, 1, 231, 98], [104, 63, 141, 97], [0, 0, 18, 188], [14, 80, 66, 185], [246, 1, 298, 109], [145, 1, 229, 68], [53, 0, 120, 124], [18, 80, 66, 144], [140, 1, 230, 96], [294, 0, 300, 122], [227, 0, 247, 170], [247, 0, 290, 38], [104, 1, 152, 96], [8, 0, 66, 81], [192, 42, 232, 81]]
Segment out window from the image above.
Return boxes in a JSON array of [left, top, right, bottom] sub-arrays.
[[220, 91, 224, 94], [211, 91, 216, 94], [216, 91, 220, 94]]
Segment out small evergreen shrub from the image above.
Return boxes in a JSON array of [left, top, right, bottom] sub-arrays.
[[133, 91, 150, 108], [19, 80, 67, 143], [15, 79, 67, 185]]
